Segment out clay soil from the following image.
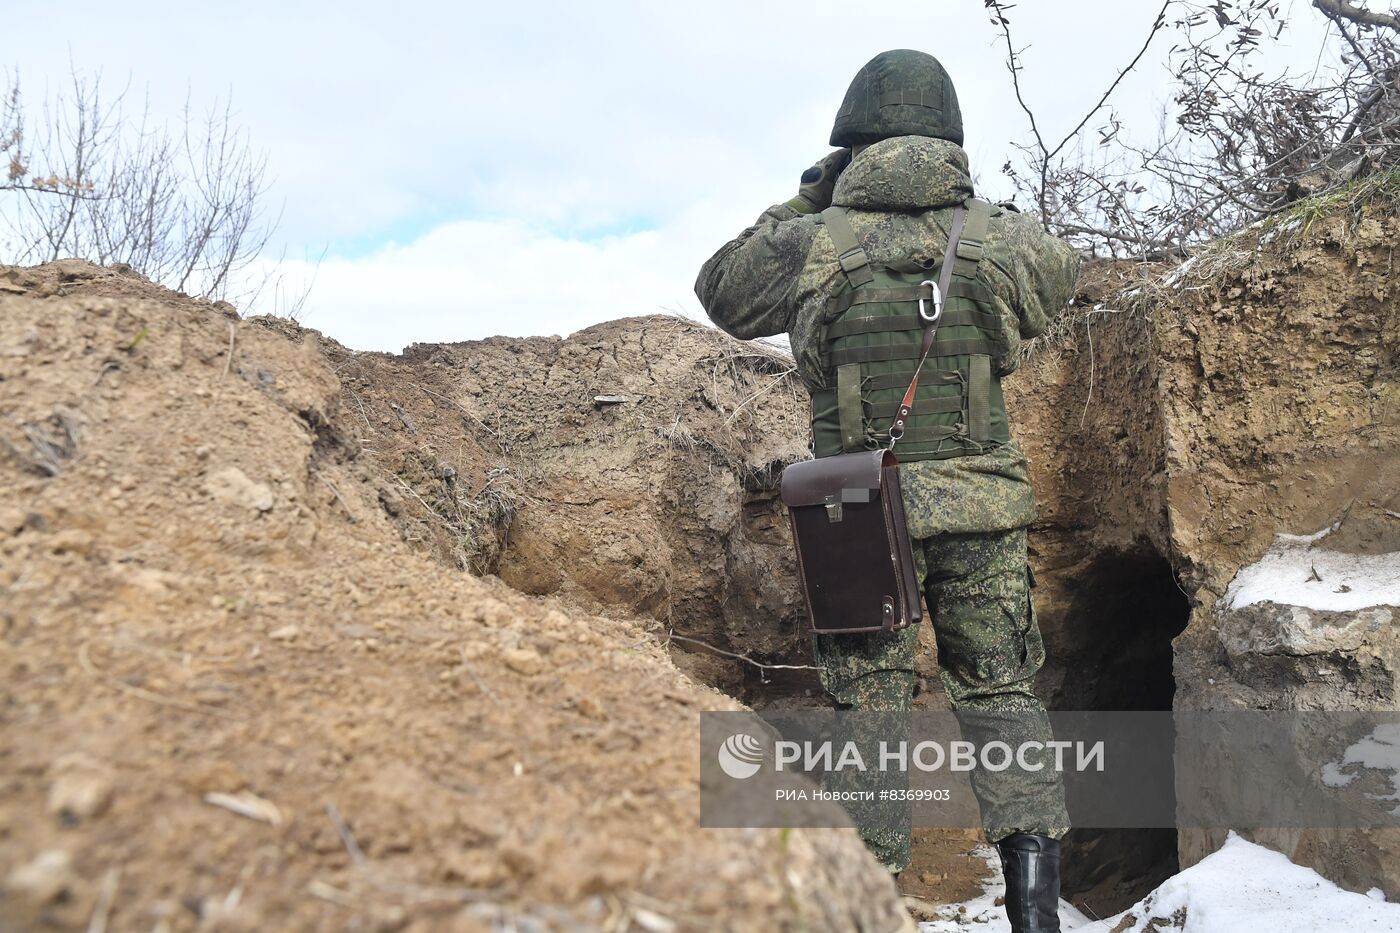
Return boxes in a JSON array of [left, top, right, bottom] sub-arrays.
[[0, 261, 925, 933]]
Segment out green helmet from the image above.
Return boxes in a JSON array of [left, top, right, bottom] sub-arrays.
[[829, 49, 964, 148]]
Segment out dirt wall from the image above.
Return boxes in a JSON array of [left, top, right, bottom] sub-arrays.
[[1016, 203, 1399, 899], [0, 262, 911, 933], [323, 315, 814, 696], [1152, 207, 1400, 894]]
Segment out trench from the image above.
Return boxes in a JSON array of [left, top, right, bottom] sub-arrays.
[[1053, 547, 1191, 919], [729, 508, 1193, 917], [397, 305, 1194, 915]]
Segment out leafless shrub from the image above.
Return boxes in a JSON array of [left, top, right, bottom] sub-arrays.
[[986, 0, 1400, 257], [1, 68, 292, 310]]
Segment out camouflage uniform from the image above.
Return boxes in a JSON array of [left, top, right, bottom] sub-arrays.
[[817, 529, 1069, 868], [696, 134, 1077, 872]]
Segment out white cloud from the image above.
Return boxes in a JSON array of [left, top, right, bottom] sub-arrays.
[[278, 199, 738, 350], [8, 0, 1336, 349]]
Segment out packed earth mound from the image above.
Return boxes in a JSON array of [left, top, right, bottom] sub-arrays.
[[0, 261, 912, 932], [321, 315, 812, 699]]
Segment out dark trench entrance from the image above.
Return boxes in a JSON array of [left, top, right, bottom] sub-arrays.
[[732, 540, 1192, 918], [1053, 547, 1192, 919]]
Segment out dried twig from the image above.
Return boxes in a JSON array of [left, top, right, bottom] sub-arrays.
[[393, 476, 446, 523], [221, 322, 236, 380], [78, 641, 241, 720], [86, 868, 120, 933], [656, 630, 819, 673], [1077, 307, 1129, 428], [404, 380, 499, 436], [313, 469, 357, 523], [724, 368, 798, 426], [324, 802, 494, 904], [326, 803, 369, 866], [344, 384, 372, 431], [1047, 0, 1173, 163]]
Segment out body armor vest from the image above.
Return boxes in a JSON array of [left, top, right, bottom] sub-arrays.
[[809, 198, 1009, 462]]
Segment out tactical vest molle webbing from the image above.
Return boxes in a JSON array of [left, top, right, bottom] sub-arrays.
[[810, 198, 1009, 462]]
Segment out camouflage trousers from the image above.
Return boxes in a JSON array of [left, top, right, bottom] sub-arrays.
[[813, 527, 1070, 872]]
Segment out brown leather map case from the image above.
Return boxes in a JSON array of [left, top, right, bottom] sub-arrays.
[[779, 449, 922, 634]]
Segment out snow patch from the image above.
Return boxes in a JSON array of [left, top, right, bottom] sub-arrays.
[[921, 835, 1400, 933], [1257, 216, 1304, 247], [1078, 833, 1400, 932], [1224, 526, 1400, 612], [1321, 723, 1400, 813], [1159, 255, 1197, 288], [1277, 520, 1342, 545]]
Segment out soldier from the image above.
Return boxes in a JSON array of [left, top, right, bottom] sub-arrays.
[[695, 49, 1077, 933]]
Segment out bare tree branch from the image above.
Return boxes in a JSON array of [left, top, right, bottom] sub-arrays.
[[0, 68, 293, 311], [1313, 0, 1400, 33], [985, 2, 1051, 220], [987, 0, 1177, 232], [1046, 0, 1175, 163], [989, 0, 1400, 256]]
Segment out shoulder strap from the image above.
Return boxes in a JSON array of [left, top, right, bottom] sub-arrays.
[[888, 204, 968, 447], [820, 206, 874, 287], [956, 198, 994, 444], [953, 198, 992, 277], [937, 204, 969, 312]]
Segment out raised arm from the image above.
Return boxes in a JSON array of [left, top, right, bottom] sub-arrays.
[[695, 150, 849, 340], [983, 209, 1082, 340], [694, 204, 820, 340]]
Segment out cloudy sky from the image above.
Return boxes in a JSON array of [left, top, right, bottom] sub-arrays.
[[8, 1, 1333, 351]]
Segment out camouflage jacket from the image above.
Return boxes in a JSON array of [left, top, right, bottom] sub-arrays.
[[695, 136, 1080, 536]]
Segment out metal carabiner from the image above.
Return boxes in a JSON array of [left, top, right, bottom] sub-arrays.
[[918, 279, 943, 323]]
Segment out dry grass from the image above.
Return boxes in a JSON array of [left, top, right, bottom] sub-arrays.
[[693, 330, 803, 426], [0, 408, 81, 477], [1026, 168, 1400, 360], [391, 453, 521, 575], [1024, 260, 1162, 363]]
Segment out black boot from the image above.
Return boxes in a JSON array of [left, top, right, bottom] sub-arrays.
[[996, 832, 1061, 932]]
